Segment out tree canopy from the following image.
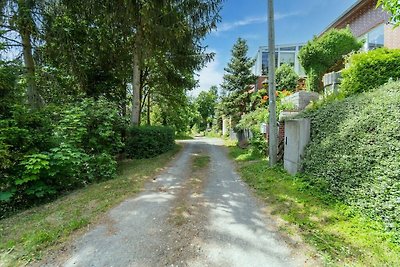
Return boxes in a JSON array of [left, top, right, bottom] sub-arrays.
[[298, 27, 362, 92], [0, 0, 223, 208]]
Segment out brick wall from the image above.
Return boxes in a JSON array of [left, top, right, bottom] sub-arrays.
[[384, 24, 400, 49], [277, 121, 285, 162], [342, 1, 388, 37], [329, 0, 399, 49]]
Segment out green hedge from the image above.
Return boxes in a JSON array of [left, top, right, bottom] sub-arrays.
[[126, 126, 175, 159], [341, 48, 400, 95], [302, 81, 400, 242]]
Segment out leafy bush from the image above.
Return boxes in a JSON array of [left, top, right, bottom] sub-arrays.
[[299, 27, 362, 92], [249, 132, 267, 156], [0, 98, 123, 214], [237, 108, 269, 132], [275, 64, 299, 91], [302, 81, 400, 242], [341, 48, 400, 95], [237, 90, 295, 156], [126, 126, 175, 159], [0, 58, 22, 118]]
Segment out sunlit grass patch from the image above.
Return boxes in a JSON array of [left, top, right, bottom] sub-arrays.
[[192, 155, 210, 169]]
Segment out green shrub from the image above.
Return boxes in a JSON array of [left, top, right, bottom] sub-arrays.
[[126, 126, 175, 159], [341, 48, 400, 95], [0, 59, 22, 118], [54, 98, 124, 155], [86, 153, 117, 182], [0, 98, 123, 214], [299, 27, 362, 92], [275, 64, 299, 91], [237, 108, 269, 132], [302, 81, 400, 242], [249, 132, 267, 156]]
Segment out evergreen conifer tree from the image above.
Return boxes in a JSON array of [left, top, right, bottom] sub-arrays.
[[221, 38, 256, 125]]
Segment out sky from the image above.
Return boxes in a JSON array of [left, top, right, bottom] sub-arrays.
[[194, 0, 358, 96]]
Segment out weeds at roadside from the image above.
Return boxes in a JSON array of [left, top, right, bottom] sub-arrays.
[[228, 144, 400, 267]]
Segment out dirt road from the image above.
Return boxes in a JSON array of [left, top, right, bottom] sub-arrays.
[[43, 138, 314, 267]]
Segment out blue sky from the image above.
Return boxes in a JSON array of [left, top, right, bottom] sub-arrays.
[[195, 0, 357, 95]]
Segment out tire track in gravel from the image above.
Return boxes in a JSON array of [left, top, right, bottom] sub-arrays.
[[160, 150, 211, 266], [38, 138, 317, 267], [39, 140, 212, 267]]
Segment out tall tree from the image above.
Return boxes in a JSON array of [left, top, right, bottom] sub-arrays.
[[220, 38, 256, 125], [41, 0, 132, 106], [1, 0, 44, 109], [195, 85, 218, 131], [128, 0, 222, 126]]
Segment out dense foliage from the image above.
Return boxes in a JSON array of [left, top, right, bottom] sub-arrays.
[[236, 90, 294, 155], [1, 0, 221, 118], [302, 81, 400, 242], [341, 48, 400, 95], [126, 126, 175, 159], [378, 0, 400, 27], [275, 64, 299, 91], [195, 86, 218, 131], [0, 0, 222, 214], [0, 99, 124, 216], [298, 28, 362, 92]]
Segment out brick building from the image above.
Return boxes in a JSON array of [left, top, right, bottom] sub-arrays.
[[321, 0, 400, 50]]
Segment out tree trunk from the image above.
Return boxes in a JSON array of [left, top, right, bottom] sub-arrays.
[[147, 91, 151, 125], [18, 0, 43, 109], [121, 82, 127, 117], [131, 27, 142, 126]]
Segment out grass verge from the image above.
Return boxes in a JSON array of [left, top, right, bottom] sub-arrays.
[[227, 143, 400, 266], [0, 145, 181, 267]]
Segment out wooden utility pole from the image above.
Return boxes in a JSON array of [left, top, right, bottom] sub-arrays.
[[268, 0, 278, 166]]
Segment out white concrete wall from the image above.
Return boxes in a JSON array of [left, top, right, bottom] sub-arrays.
[[281, 91, 320, 111]]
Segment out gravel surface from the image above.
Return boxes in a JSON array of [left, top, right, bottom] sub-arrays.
[[43, 138, 315, 267]]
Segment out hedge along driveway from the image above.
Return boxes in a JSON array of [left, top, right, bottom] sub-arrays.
[[126, 126, 175, 158], [301, 81, 400, 243]]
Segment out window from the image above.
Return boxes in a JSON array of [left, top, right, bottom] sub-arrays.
[[262, 52, 268, 75], [367, 24, 384, 50], [261, 51, 279, 75], [280, 46, 296, 51], [279, 52, 295, 67]]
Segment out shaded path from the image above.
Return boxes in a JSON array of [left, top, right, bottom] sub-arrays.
[[43, 138, 314, 267]]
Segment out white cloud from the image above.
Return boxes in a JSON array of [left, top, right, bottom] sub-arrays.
[[214, 12, 302, 34], [191, 51, 223, 97]]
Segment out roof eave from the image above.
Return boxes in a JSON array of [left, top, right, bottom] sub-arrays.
[[319, 0, 373, 36]]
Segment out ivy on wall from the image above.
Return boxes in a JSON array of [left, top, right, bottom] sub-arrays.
[[298, 27, 362, 92]]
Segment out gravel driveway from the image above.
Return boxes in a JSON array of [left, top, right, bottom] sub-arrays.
[[43, 138, 315, 267]]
